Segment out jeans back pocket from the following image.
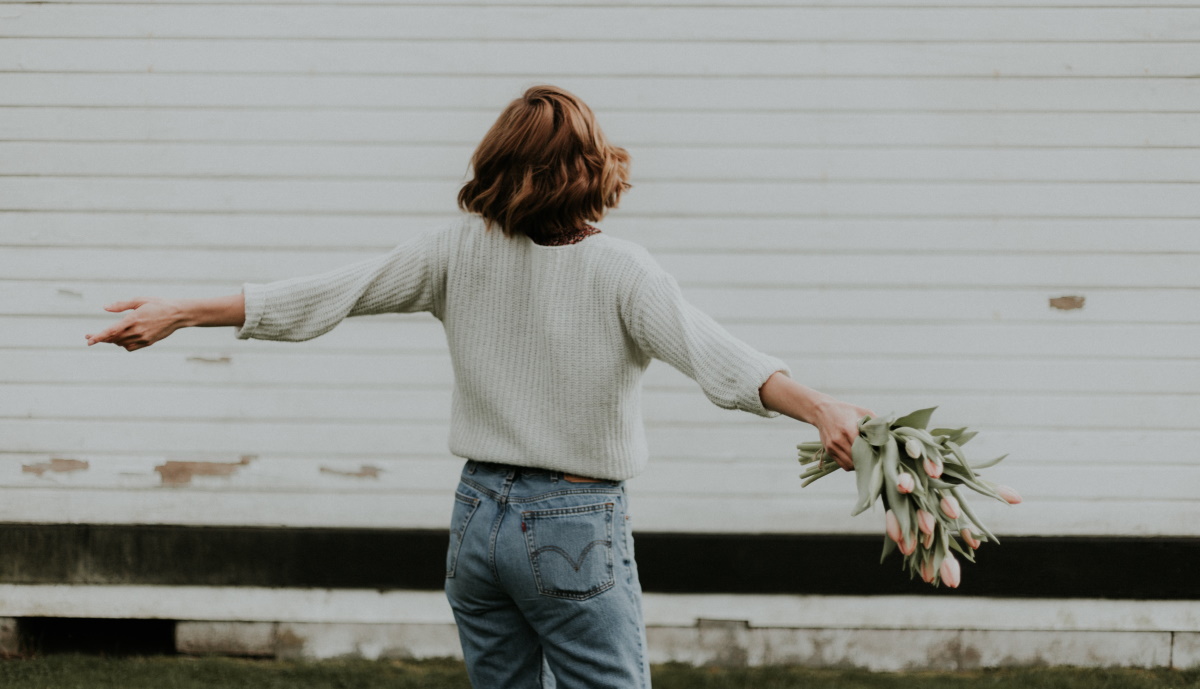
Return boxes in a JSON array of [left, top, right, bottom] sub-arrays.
[[521, 501, 615, 600], [446, 491, 481, 578]]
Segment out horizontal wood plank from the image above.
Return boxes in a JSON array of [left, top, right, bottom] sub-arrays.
[[4, 75, 1197, 112], [0, 387, 1195, 458], [6, 213, 1200, 254], [5, 178, 1200, 218], [6, 6, 1196, 41], [1, 453, 1190, 503], [3, 424, 1196, 468], [5, 107, 1200, 147], [4, 280, 1192, 324], [2, 352, 1197, 394], [29, 0, 1200, 7], [6, 142, 1200, 184], [8, 317, 1199, 360], [0, 482, 1191, 535], [4, 245, 1199, 287], [4, 39, 1199, 78]]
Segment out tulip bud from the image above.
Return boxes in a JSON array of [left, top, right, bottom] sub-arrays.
[[904, 438, 923, 459], [960, 528, 981, 549], [997, 484, 1023, 505], [885, 510, 902, 544], [923, 455, 943, 479], [940, 553, 962, 588], [917, 509, 936, 535], [922, 530, 935, 549], [898, 533, 917, 555], [919, 558, 936, 583], [940, 495, 961, 519], [896, 472, 915, 494]]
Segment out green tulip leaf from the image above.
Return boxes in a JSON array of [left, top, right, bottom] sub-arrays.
[[948, 537, 976, 563], [861, 416, 892, 446], [971, 454, 1009, 470], [944, 441, 977, 481], [954, 431, 978, 446], [851, 437, 878, 514], [880, 534, 898, 563], [891, 406, 938, 431]]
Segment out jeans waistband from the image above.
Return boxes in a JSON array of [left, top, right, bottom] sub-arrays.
[[464, 459, 621, 486]]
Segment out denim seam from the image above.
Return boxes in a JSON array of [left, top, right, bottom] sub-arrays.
[[507, 487, 623, 503], [445, 492, 481, 578], [486, 471, 515, 585], [459, 476, 502, 501]]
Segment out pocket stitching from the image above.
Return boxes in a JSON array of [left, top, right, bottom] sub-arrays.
[[522, 502, 615, 601]]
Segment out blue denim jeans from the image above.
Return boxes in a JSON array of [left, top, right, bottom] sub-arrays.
[[444, 459, 651, 689]]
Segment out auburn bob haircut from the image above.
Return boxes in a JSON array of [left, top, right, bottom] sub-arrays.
[[458, 85, 631, 241]]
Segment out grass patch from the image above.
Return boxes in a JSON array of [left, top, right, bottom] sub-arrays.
[[0, 655, 1198, 689]]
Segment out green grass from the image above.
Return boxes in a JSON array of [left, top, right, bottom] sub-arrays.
[[0, 655, 1198, 689]]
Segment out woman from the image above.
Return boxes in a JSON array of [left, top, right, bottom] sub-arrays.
[[85, 85, 870, 688]]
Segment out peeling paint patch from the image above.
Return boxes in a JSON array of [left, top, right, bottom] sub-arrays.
[[155, 455, 254, 486], [320, 464, 382, 479], [22, 457, 89, 477], [186, 355, 232, 364], [1050, 295, 1085, 311]]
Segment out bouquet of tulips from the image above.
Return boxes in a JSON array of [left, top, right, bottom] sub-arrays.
[[797, 406, 1021, 588]]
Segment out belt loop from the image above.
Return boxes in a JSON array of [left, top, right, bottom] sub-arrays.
[[466, 460, 477, 475]]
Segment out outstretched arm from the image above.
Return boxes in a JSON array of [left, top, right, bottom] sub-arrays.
[[624, 258, 873, 471], [759, 371, 874, 472], [85, 294, 245, 351]]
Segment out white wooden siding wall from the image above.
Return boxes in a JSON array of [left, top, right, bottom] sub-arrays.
[[1, 2, 1197, 538]]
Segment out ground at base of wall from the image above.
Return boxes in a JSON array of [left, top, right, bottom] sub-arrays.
[[1, 655, 1200, 689]]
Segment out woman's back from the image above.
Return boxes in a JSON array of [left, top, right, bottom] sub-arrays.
[[439, 215, 655, 478], [233, 212, 788, 480]]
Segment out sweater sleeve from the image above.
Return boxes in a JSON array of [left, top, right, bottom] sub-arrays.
[[234, 229, 441, 342], [626, 261, 792, 418]]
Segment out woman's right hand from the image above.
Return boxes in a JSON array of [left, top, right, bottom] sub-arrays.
[[810, 398, 876, 473], [85, 297, 185, 351]]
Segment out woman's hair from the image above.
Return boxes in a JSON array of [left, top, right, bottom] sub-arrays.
[[457, 85, 631, 240]]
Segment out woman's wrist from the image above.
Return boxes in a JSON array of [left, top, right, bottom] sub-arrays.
[[176, 294, 246, 329], [760, 371, 832, 425]]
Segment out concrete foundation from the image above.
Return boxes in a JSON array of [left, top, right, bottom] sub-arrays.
[[1173, 632, 1200, 670], [0, 617, 18, 658], [172, 619, 1186, 670]]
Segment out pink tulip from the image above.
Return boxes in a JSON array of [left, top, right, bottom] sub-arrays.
[[940, 554, 962, 588], [885, 510, 902, 544], [960, 528, 982, 549], [923, 455, 943, 479], [922, 530, 935, 549], [896, 472, 915, 494], [917, 509, 936, 535], [997, 484, 1023, 505], [919, 558, 936, 583], [940, 495, 961, 520], [898, 533, 917, 556]]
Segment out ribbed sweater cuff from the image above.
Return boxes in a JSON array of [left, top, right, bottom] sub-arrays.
[[742, 357, 792, 418], [234, 283, 266, 340]]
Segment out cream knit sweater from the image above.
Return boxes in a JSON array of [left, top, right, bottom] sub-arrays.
[[236, 214, 791, 480]]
